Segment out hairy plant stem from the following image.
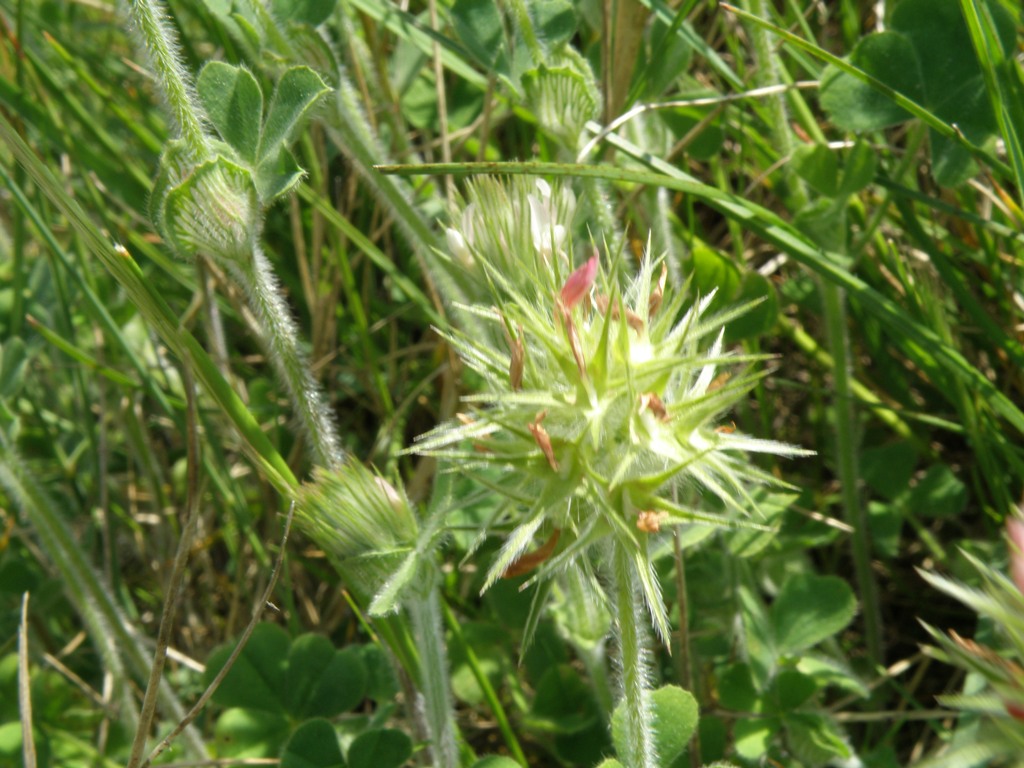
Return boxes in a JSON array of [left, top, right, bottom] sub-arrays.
[[613, 543, 656, 768], [563, 568, 614, 713], [407, 584, 459, 768], [126, 0, 210, 160], [233, 247, 344, 469]]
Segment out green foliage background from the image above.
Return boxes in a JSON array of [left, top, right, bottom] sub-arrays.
[[1, 0, 1023, 766]]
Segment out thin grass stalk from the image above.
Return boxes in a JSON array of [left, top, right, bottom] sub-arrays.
[[321, 65, 485, 342], [613, 543, 657, 768], [442, 599, 529, 764], [19, 593, 36, 768], [142, 502, 295, 768], [959, 0, 1024, 212], [823, 283, 882, 665], [672, 531, 701, 768], [739, 0, 883, 667], [9, 1, 26, 339], [233, 247, 344, 469], [126, 366, 203, 768], [0, 432, 207, 758]]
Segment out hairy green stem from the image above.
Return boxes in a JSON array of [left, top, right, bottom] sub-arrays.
[[407, 586, 459, 768], [613, 543, 656, 768], [126, 0, 210, 159], [563, 568, 614, 714], [743, 0, 789, 145], [234, 247, 344, 469], [508, 0, 542, 60]]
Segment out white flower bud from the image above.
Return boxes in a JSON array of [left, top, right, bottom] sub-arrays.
[[445, 227, 472, 265]]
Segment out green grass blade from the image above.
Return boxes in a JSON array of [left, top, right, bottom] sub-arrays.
[[959, 0, 1024, 211], [0, 111, 298, 495], [377, 158, 1024, 436], [720, 3, 1013, 181], [0, 431, 207, 758]]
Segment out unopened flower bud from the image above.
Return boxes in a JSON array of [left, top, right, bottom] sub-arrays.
[[297, 463, 419, 603], [560, 254, 599, 309], [446, 227, 472, 266], [160, 156, 259, 267]]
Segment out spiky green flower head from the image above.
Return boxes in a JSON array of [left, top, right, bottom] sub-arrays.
[[917, 520, 1024, 759], [296, 462, 421, 612], [419, 177, 811, 641]]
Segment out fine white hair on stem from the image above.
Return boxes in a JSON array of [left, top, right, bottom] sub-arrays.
[[124, 0, 211, 159]]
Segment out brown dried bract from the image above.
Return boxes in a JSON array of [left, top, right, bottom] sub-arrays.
[[638, 392, 669, 422], [649, 263, 667, 319], [623, 307, 644, 333], [636, 510, 668, 533], [594, 294, 644, 332], [502, 317, 525, 391], [502, 528, 562, 578], [708, 372, 731, 392], [528, 410, 559, 471], [950, 630, 1024, 679]]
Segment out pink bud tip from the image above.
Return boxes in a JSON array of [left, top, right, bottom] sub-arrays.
[[560, 255, 598, 309]]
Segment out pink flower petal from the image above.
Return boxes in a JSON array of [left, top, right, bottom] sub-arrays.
[[560, 254, 598, 309]]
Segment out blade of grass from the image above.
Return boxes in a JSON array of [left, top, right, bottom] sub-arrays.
[[377, 158, 1024, 436], [719, 3, 1014, 182], [126, 364, 202, 768], [442, 598, 529, 766], [0, 431, 206, 758], [0, 111, 299, 495], [18, 593, 36, 768], [19, 43, 152, 194], [297, 184, 445, 328], [642, 0, 743, 90], [733, 0, 881, 666], [346, 0, 487, 89], [959, 0, 1024, 211], [0, 164, 179, 419], [25, 316, 144, 391], [42, 32, 163, 154]]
